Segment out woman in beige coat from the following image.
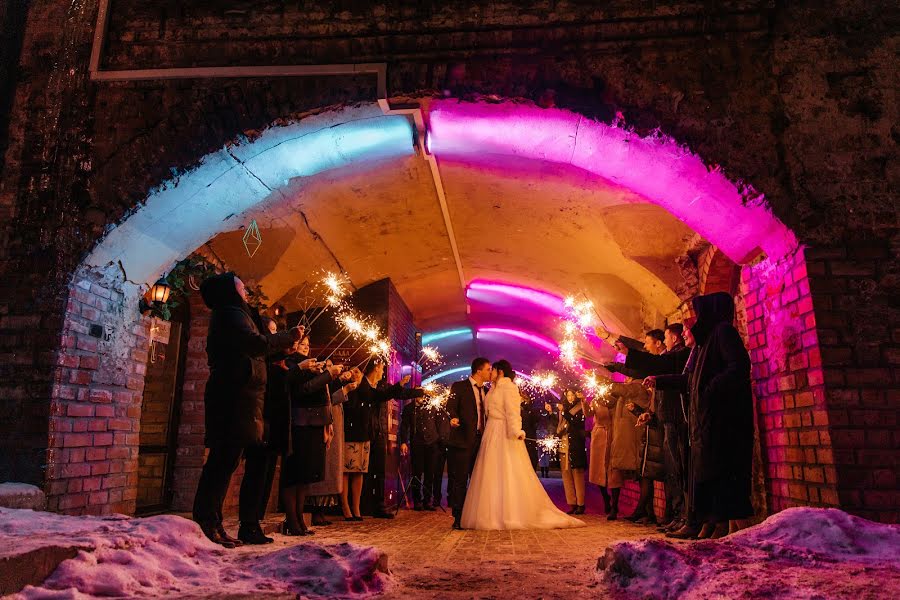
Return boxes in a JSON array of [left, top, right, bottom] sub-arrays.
[[591, 378, 648, 520]]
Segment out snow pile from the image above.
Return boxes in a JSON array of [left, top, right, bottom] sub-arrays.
[[0, 483, 45, 510], [1, 508, 389, 599], [597, 507, 900, 600]]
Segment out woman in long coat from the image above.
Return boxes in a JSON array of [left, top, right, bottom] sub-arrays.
[[602, 379, 649, 520], [307, 367, 362, 525], [588, 391, 614, 514], [652, 292, 753, 539]]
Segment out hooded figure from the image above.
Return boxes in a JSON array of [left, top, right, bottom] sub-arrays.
[[656, 292, 754, 524], [200, 272, 297, 447]]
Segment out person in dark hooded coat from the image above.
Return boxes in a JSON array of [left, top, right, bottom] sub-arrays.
[[648, 292, 754, 540], [192, 272, 300, 547]]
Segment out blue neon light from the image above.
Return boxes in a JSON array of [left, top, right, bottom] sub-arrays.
[[421, 328, 473, 345], [422, 366, 470, 384]]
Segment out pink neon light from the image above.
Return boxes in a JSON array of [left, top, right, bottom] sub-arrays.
[[477, 327, 559, 354], [427, 101, 797, 264], [466, 281, 566, 314]]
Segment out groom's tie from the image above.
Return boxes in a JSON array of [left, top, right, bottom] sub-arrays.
[[477, 386, 486, 432]]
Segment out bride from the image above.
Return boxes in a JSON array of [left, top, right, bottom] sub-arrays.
[[461, 360, 585, 530]]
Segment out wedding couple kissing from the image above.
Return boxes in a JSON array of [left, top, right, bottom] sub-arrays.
[[445, 357, 585, 531]]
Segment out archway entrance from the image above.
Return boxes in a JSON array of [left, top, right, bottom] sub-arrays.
[[46, 100, 828, 524]]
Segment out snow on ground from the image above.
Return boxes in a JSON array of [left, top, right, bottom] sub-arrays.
[[0, 508, 389, 599], [597, 507, 900, 600]]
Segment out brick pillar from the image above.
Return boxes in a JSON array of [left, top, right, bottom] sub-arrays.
[[742, 247, 837, 513], [805, 239, 899, 523], [46, 265, 150, 515], [170, 292, 210, 512]]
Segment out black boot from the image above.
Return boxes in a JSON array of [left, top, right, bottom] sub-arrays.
[[216, 523, 243, 547], [238, 522, 274, 545], [198, 521, 235, 548], [599, 486, 611, 514], [566, 505, 578, 514], [607, 488, 620, 521]]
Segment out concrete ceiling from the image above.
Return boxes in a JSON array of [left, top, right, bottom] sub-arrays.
[[207, 152, 696, 354]]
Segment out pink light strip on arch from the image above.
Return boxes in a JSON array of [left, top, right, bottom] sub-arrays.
[[476, 327, 560, 354], [427, 101, 797, 264], [466, 280, 566, 314]]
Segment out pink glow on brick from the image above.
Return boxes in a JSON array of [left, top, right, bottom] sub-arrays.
[[428, 101, 797, 264]]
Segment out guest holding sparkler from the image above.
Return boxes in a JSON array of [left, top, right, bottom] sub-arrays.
[[547, 389, 587, 515], [343, 358, 424, 521], [307, 366, 363, 526], [646, 292, 753, 540], [587, 383, 616, 515], [604, 377, 650, 520], [280, 336, 345, 536], [193, 273, 302, 548], [399, 394, 449, 511]]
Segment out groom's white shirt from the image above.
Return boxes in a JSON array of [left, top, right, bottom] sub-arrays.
[[468, 376, 483, 431]]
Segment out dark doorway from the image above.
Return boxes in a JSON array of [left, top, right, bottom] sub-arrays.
[[136, 303, 188, 515]]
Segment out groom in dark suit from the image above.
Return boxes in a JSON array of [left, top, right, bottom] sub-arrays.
[[446, 357, 492, 530]]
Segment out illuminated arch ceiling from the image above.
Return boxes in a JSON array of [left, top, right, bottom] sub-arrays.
[[84, 100, 795, 378]]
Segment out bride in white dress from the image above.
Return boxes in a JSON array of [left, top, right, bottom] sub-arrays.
[[460, 360, 585, 530]]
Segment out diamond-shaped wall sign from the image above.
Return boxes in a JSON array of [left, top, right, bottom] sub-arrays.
[[242, 220, 262, 258]]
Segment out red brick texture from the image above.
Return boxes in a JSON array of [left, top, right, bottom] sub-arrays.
[[46, 266, 149, 515]]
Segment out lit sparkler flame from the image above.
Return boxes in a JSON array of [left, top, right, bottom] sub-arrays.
[[422, 381, 449, 411], [559, 338, 579, 366], [536, 435, 561, 456], [530, 371, 559, 393], [419, 345, 442, 367]]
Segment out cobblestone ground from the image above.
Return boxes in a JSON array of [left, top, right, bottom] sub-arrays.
[[237, 478, 665, 599]]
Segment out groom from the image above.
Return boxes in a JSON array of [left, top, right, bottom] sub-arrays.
[[446, 357, 492, 530]]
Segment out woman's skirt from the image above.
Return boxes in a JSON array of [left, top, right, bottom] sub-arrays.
[[281, 425, 326, 487], [343, 441, 371, 473]]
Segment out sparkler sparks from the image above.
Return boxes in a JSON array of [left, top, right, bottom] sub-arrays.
[[422, 381, 450, 411], [418, 345, 443, 368], [583, 372, 612, 399], [534, 435, 561, 457]]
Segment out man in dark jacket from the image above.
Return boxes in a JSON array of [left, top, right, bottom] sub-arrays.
[[625, 324, 692, 531], [192, 272, 300, 547], [400, 398, 449, 510], [649, 292, 754, 540]]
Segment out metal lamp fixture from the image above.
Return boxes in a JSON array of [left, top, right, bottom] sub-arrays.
[[139, 277, 171, 314]]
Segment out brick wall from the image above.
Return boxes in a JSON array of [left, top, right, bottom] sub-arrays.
[[805, 240, 899, 523], [46, 265, 149, 515], [742, 247, 837, 514]]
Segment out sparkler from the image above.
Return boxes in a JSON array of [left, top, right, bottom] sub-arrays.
[[305, 271, 352, 330], [417, 345, 442, 368], [529, 371, 559, 393], [422, 381, 450, 411], [526, 435, 562, 458], [583, 372, 613, 399]]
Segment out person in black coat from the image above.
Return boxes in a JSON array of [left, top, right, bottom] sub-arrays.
[[342, 358, 423, 520], [236, 317, 307, 545], [399, 398, 450, 510], [520, 396, 541, 471], [648, 292, 754, 540], [192, 272, 300, 548], [445, 357, 492, 530], [279, 335, 347, 536], [625, 323, 692, 531], [559, 390, 587, 514]]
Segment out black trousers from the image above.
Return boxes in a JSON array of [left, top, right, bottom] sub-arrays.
[[193, 443, 243, 525], [447, 436, 480, 517], [663, 421, 687, 521], [238, 444, 278, 524], [409, 442, 441, 505], [432, 445, 446, 505], [363, 432, 388, 514]]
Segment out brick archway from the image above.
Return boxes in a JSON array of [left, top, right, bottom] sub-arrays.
[[37, 99, 843, 523]]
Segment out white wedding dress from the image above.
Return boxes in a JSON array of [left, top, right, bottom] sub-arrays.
[[460, 377, 585, 530]]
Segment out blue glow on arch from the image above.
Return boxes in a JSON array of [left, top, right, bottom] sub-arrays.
[[421, 328, 473, 345], [423, 366, 470, 384], [83, 105, 416, 286]]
